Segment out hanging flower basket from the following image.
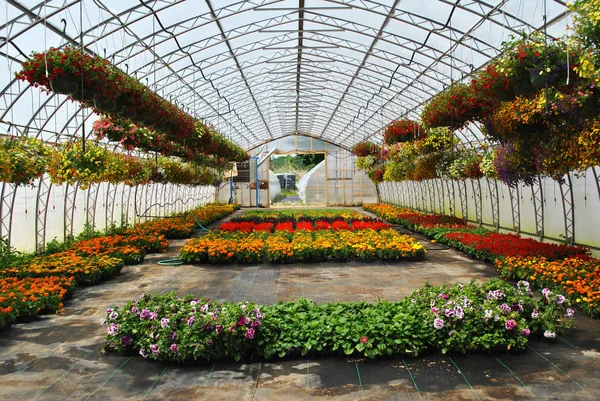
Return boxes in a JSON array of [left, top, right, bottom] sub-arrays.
[[530, 71, 546, 89], [513, 75, 537, 96], [72, 86, 95, 103], [49, 74, 78, 95], [494, 88, 516, 102], [93, 93, 117, 111], [383, 119, 422, 145]]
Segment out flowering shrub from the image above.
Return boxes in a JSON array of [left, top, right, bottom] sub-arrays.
[[103, 293, 263, 362], [383, 119, 423, 145], [103, 279, 573, 362], [496, 256, 600, 317], [180, 228, 425, 264], [0, 137, 49, 186], [0, 276, 74, 330], [351, 141, 380, 157]]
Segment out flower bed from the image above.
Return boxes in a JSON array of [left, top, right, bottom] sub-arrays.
[[231, 209, 366, 222], [0, 252, 125, 286], [102, 279, 574, 363], [364, 203, 597, 316], [0, 276, 75, 331], [217, 219, 390, 233], [496, 256, 600, 316], [180, 229, 425, 264]]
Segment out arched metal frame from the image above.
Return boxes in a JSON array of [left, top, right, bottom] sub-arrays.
[[1, 0, 587, 250]]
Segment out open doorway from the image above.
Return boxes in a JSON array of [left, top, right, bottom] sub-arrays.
[[269, 153, 325, 207]]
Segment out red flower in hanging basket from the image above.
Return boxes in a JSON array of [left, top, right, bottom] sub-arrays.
[[383, 119, 423, 145], [351, 141, 381, 157]]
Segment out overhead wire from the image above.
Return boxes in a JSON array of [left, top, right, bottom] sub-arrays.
[[337, 0, 464, 145]]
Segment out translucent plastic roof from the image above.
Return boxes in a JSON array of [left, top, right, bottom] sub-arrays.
[[0, 0, 569, 150]]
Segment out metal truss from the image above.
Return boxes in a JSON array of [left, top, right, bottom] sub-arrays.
[[0, 0, 569, 150], [427, 180, 436, 214], [64, 183, 79, 240], [558, 175, 575, 245], [471, 179, 483, 227], [105, 183, 118, 229], [35, 176, 52, 252], [457, 180, 468, 221], [485, 178, 500, 230], [445, 179, 456, 217], [530, 177, 544, 241], [0, 183, 17, 248], [435, 179, 445, 215], [508, 184, 520, 233], [86, 184, 101, 230], [593, 166, 600, 202]]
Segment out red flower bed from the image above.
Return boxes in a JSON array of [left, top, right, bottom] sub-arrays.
[[296, 221, 315, 231], [217, 219, 391, 233], [443, 232, 588, 260]]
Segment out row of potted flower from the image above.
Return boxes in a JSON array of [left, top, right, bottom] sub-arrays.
[[231, 209, 368, 222], [363, 203, 599, 316], [15, 46, 248, 162], [0, 203, 239, 331], [218, 219, 391, 233], [102, 279, 574, 363], [179, 228, 426, 264], [0, 276, 75, 331], [0, 136, 221, 188]]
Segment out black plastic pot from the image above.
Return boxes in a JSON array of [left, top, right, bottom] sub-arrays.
[[49, 74, 78, 95], [93, 93, 117, 111]]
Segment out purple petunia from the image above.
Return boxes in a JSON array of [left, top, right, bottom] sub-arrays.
[[487, 290, 505, 300], [444, 309, 455, 318], [150, 344, 159, 355], [245, 328, 255, 339], [170, 344, 178, 353], [454, 306, 464, 320], [521, 328, 531, 337], [505, 319, 517, 330], [433, 318, 444, 330], [187, 316, 195, 326], [531, 310, 539, 319], [238, 316, 248, 326], [108, 323, 119, 336], [109, 311, 119, 320], [149, 312, 158, 320], [161, 318, 169, 328], [566, 308, 575, 317], [499, 303, 511, 315], [140, 309, 151, 319], [250, 321, 261, 328], [431, 307, 439, 314], [541, 288, 551, 298], [215, 325, 224, 334], [131, 307, 140, 315], [544, 331, 556, 339], [556, 295, 566, 305], [120, 336, 133, 346], [169, 332, 176, 340], [139, 349, 148, 358]]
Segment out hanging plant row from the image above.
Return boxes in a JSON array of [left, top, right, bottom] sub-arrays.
[[383, 119, 423, 145], [92, 116, 234, 170], [0, 136, 220, 188], [15, 46, 248, 162]]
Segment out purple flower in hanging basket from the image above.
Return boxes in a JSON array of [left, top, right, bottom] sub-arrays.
[[170, 344, 178, 353], [245, 328, 255, 340], [120, 336, 133, 346], [150, 344, 159, 355], [521, 328, 531, 337], [433, 318, 445, 330], [505, 319, 517, 330]]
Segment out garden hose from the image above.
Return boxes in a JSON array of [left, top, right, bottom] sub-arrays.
[[157, 258, 184, 266], [157, 215, 213, 266]]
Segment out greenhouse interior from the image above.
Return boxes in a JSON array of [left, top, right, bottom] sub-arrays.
[[1, 0, 599, 400]]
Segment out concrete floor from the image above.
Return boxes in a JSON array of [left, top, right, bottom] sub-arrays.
[[0, 209, 599, 400]]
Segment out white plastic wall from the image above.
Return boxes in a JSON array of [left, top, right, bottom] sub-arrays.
[[3, 178, 216, 253], [378, 169, 600, 254]]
